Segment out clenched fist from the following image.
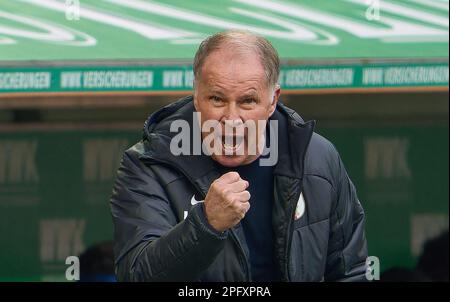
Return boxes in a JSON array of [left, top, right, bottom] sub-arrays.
[[204, 172, 251, 232]]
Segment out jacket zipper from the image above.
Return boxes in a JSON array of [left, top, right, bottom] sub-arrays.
[[285, 121, 315, 281], [141, 155, 251, 281], [285, 190, 298, 282], [229, 228, 251, 281]]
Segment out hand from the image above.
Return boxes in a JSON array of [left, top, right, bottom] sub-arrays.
[[204, 172, 251, 232]]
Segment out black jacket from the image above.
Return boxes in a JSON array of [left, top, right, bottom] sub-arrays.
[[110, 96, 368, 282]]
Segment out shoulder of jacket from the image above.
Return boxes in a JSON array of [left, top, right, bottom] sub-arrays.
[[123, 140, 184, 185], [123, 141, 145, 161]]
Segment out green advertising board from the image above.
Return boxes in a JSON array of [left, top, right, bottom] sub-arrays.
[[0, 123, 448, 281], [1, 63, 448, 93], [0, 0, 448, 93]]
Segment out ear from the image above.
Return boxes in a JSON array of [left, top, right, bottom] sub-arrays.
[[268, 85, 281, 117], [193, 82, 199, 111]]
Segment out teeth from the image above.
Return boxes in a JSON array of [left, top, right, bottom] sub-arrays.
[[224, 144, 237, 150], [222, 136, 244, 153]]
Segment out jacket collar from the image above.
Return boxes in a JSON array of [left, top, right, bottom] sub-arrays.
[[139, 96, 315, 196], [271, 104, 315, 179]]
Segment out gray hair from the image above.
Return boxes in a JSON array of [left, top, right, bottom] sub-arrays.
[[193, 30, 280, 88]]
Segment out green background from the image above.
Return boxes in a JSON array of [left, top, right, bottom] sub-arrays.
[[0, 122, 448, 281]]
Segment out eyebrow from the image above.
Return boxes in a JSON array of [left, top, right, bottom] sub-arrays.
[[208, 89, 226, 98], [237, 91, 259, 101], [207, 89, 260, 100]]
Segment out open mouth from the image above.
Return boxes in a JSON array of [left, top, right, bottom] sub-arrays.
[[222, 135, 245, 154]]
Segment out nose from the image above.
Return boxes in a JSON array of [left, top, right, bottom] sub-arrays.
[[222, 103, 244, 137], [222, 103, 243, 124]]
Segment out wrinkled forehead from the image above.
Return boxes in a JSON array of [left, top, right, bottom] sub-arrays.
[[197, 48, 268, 91]]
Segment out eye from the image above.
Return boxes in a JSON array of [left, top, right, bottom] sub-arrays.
[[242, 98, 257, 105], [209, 96, 223, 104]]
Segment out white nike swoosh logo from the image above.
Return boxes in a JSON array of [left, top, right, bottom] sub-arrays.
[[190, 195, 204, 206], [294, 192, 306, 220]]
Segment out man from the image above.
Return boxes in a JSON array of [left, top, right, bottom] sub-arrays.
[[110, 30, 368, 282]]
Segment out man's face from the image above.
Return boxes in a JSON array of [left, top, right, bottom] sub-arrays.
[[194, 48, 280, 167]]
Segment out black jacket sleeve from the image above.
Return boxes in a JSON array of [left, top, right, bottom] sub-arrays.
[[324, 146, 369, 282], [110, 148, 228, 281]]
